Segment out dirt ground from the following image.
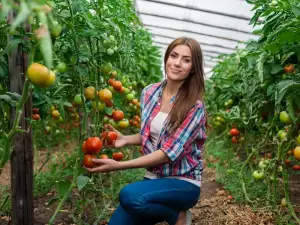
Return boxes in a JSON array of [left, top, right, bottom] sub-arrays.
[[0, 143, 295, 225]]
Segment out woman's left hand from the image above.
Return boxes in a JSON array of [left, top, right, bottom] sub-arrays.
[[84, 158, 121, 173]]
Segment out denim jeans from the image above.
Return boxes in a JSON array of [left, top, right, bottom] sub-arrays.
[[108, 178, 200, 225]]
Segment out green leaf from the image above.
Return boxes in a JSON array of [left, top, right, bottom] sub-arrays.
[[0, 0, 12, 19], [286, 96, 296, 124], [267, 84, 275, 97], [0, 94, 17, 106], [276, 80, 300, 104], [56, 180, 71, 199], [257, 52, 268, 82], [77, 175, 90, 191], [37, 12, 53, 69], [291, 4, 300, 17], [6, 92, 21, 101], [281, 52, 295, 64], [270, 64, 283, 74], [10, 0, 30, 31], [63, 101, 73, 107], [104, 106, 113, 116]]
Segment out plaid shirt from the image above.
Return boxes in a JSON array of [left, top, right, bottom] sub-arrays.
[[140, 81, 206, 184]]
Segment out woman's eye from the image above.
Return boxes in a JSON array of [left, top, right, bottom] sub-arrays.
[[184, 59, 190, 63], [170, 54, 176, 58]]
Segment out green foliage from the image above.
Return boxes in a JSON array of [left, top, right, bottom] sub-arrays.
[[206, 0, 300, 223]]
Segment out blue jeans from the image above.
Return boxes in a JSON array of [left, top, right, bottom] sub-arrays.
[[108, 178, 200, 225]]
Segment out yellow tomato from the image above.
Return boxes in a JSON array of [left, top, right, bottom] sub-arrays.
[[294, 146, 300, 161], [51, 110, 60, 118], [98, 88, 112, 102], [84, 86, 96, 100], [42, 70, 56, 87], [27, 63, 52, 87]]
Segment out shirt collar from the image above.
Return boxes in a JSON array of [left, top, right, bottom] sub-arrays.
[[158, 80, 176, 104]]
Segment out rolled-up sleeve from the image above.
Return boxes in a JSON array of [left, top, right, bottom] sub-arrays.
[[160, 101, 205, 162]]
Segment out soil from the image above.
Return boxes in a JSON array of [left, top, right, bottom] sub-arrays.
[[1, 143, 299, 225]]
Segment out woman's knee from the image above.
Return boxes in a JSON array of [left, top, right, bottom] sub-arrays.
[[119, 184, 146, 213]]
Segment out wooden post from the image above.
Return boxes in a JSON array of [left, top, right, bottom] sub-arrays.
[[7, 11, 34, 225]]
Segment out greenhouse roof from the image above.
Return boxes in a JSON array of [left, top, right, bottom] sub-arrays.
[[135, 0, 260, 78]]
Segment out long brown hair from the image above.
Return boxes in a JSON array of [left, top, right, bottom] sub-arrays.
[[164, 37, 206, 132]]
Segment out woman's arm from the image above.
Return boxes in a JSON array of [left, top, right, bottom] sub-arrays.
[[118, 150, 169, 170], [124, 133, 142, 146], [85, 150, 170, 173]]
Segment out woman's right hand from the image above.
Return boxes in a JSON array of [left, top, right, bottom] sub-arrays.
[[102, 124, 127, 148]]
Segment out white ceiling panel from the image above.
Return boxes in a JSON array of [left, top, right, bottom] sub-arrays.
[[135, 0, 259, 76]]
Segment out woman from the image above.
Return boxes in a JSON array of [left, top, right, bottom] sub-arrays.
[[85, 37, 207, 225]]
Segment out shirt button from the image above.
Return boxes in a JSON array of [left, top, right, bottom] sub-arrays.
[[146, 132, 149, 135], [158, 103, 161, 105]]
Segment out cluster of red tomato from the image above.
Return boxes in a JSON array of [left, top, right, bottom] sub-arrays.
[[229, 127, 240, 144], [82, 131, 124, 168], [32, 108, 41, 120]]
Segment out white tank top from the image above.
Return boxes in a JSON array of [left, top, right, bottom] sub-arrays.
[[150, 111, 168, 147], [147, 111, 201, 187]]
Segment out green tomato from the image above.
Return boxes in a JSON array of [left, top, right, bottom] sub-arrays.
[[279, 111, 292, 124], [227, 99, 233, 105], [56, 62, 67, 73], [126, 93, 134, 101], [259, 160, 267, 169], [252, 170, 264, 180], [74, 94, 84, 105], [45, 126, 51, 132], [227, 169, 234, 174], [91, 101, 105, 111], [271, 0, 278, 6], [51, 22, 62, 38], [106, 48, 114, 56], [224, 101, 229, 107], [277, 130, 287, 141], [101, 62, 113, 75], [103, 116, 110, 123], [123, 88, 130, 94]]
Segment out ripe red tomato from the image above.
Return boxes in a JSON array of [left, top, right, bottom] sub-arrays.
[[108, 78, 115, 86], [100, 131, 108, 139], [292, 165, 300, 171], [32, 114, 41, 120], [81, 141, 87, 153], [230, 128, 240, 136], [284, 64, 295, 73], [231, 136, 238, 143], [107, 131, 117, 141], [84, 137, 102, 154], [83, 154, 96, 168], [100, 154, 109, 159], [113, 80, 122, 91], [112, 152, 123, 161], [284, 159, 291, 165], [105, 99, 114, 107], [101, 131, 117, 145], [112, 110, 124, 121], [32, 108, 39, 114]]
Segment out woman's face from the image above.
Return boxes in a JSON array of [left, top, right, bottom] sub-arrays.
[[166, 44, 193, 82]]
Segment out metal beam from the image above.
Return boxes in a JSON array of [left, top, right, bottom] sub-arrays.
[[154, 41, 228, 56], [145, 24, 244, 43], [140, 12, 255, 35], [142, 0, 253, 21], [151, 32, 238, 51], [156, 45, 222, 58]]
